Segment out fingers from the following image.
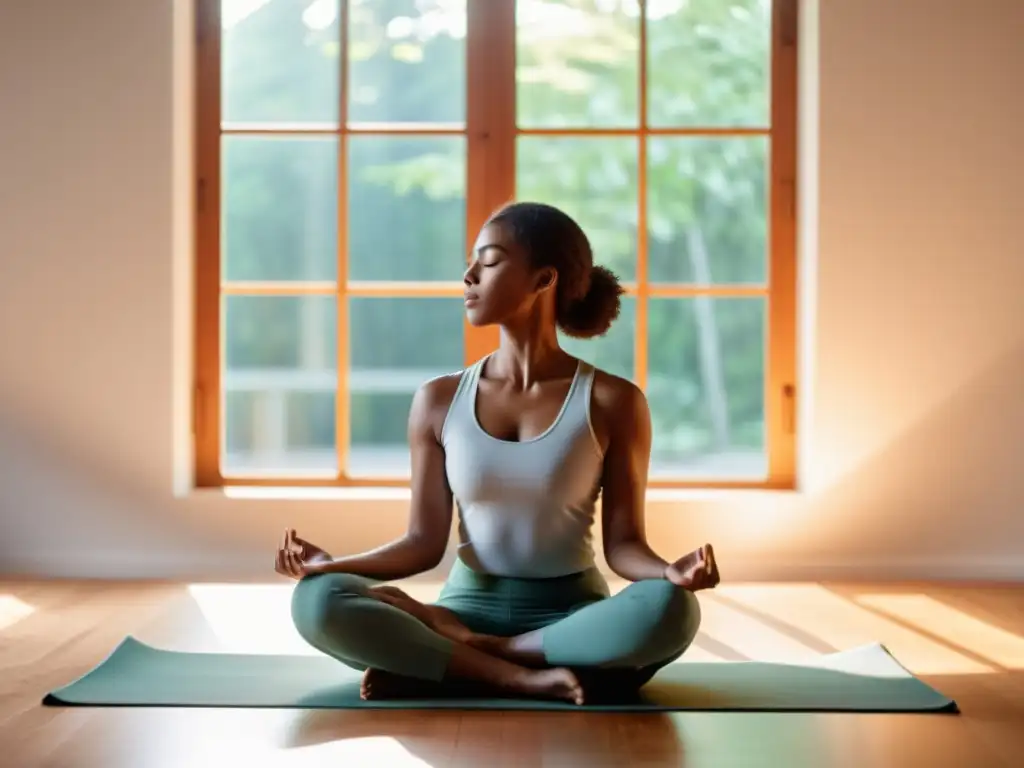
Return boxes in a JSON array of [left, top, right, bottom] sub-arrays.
[[371, 589, 401, 607], [275, 528, 319, 580], [279, 550, 293, 577], [275, 545, 305, 579], [704, 544, 719, 587], [370, 586, 412, 608], [281, 528, 305, 557], [665, 565, 685, 587]]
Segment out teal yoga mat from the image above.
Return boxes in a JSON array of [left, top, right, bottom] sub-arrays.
[[43, 636, 958, 713]]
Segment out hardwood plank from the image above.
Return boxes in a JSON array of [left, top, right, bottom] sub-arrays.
[[1, 580, 1021, 768]]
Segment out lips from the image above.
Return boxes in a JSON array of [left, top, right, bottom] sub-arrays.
[[463, 292, 480, 305]]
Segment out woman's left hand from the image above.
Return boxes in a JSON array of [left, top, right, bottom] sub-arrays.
[[664, 543, 720, 591]]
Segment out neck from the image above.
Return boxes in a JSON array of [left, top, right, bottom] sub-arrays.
[[491, 315, 568, 388]]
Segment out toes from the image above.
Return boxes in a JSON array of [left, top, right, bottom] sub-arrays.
[[360, 669, 374, 700]]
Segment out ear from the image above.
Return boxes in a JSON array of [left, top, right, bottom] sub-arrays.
[[535, 267, 557, 293]]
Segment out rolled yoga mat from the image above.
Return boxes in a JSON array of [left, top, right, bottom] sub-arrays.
[[43, 636, 958, 713]]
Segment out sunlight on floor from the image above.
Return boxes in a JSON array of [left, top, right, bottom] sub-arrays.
[[207, 741, 431, 768], [690, 594, 834, 662], [672, 643, 726, 663], [280, 737, 433, 767], [0, 594, 35, 631], [853, 593, 1024, 670], [185, 581, 450, 656], [187, 584, 314, 655], [701, 584, 997, 675], [152, 717, 433, 768]]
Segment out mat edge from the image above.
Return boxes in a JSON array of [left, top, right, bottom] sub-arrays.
[[874, 642, 960, 713], [41, 635, 145, 706], [40, 637, 961, 714], [38, 698, 963, 713]]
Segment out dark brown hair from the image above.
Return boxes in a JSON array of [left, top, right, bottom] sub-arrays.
[[487, 201, 624, 338]]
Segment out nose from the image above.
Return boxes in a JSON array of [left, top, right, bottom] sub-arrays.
[[463, 260, 479, 286]]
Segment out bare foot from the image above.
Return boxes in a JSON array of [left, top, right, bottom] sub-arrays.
[[665, 543, 720, 591], [360, 668, 440, 700], [360, 666, 584, 705], [364, 589, 583, 705], [516, 667, 585, 705]]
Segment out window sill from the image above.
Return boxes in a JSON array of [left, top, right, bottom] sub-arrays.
[[219, 486, 415, 502], [199, 485, 800, 503]]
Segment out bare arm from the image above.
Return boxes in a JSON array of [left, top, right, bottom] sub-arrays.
[[598, 377, 671, 582], [313, 377, 456, 581]]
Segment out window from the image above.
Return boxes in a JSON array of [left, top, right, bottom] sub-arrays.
[[193, 0, 798, 490]]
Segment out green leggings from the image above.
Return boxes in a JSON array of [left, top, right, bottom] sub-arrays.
[[291, 558, 701, 692]]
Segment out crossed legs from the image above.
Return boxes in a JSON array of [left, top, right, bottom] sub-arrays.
[[369, 575, 701, 695], [290, 572, 585, 704], [291, 555, 710, 704]]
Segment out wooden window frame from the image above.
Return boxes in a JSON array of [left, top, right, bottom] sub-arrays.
[[193, 0, 798, 491]]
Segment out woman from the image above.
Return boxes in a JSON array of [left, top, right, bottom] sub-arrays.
[[275, 201, 720, 706]]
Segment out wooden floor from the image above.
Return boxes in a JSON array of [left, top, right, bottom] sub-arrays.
[[2, 579, 1023, 767]]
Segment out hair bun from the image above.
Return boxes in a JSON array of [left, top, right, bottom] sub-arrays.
[[557, 265, 624, 339]]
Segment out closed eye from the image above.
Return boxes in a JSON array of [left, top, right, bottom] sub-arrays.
[[474, 244, 509, 266]]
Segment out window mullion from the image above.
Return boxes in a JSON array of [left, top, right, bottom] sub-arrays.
[[636, 1, 649, 391], [336, 0, 351, 481], [463, 0, 515, 367], [194, 0, 222, 488], [767, 0, 799, 486]]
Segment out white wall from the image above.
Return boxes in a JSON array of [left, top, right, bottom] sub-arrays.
[[1, 0, 1022, 581]]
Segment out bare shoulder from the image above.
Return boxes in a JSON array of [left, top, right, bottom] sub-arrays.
[[591, 368, 648, 412], [589, 367, 651, 449], [416, 370, 464, 410], [409, 370, 467, 441]]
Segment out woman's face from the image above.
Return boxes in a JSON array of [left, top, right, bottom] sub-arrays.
[[463, 222, 554, 328]]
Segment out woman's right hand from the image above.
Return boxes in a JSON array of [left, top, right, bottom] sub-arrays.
[[275, 528, 333, 579]]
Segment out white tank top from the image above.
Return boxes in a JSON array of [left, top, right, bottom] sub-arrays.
[[440, 355, 605, 578]]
